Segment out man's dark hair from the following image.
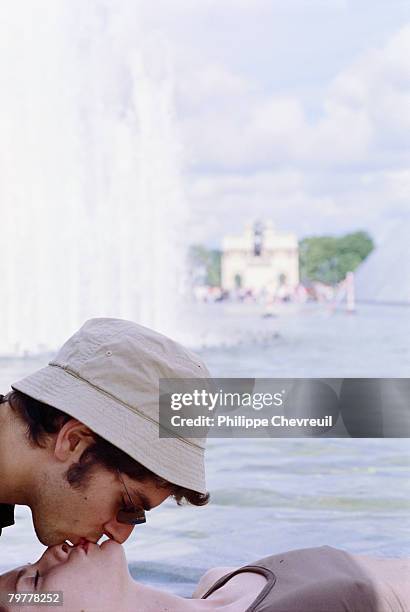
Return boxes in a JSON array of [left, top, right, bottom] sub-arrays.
[[3, 390, 209, 507]]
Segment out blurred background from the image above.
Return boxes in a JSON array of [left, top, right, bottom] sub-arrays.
[[0, 0, 409, 596]]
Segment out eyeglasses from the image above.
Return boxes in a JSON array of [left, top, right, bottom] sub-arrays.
[[116, 470, 147, 525]]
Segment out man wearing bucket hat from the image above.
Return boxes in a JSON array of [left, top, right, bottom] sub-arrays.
[[0, 318, 210, 547]]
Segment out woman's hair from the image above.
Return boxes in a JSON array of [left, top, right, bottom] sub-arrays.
[[2, 391, 209, 507]]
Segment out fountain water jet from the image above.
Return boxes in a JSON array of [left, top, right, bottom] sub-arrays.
[[0, 2, 189, 355]]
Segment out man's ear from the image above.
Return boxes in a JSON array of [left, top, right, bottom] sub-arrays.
[[53, 419, 95, 463]]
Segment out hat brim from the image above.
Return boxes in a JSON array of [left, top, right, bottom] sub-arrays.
[[12, 365, 206, 495]]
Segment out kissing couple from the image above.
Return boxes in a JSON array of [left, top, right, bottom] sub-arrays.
[[1, 319, 408, 611]]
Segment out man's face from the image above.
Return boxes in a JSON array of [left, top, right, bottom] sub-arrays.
[[29, 466, 171, 547]]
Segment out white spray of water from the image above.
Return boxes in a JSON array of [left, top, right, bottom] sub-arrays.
[[0, 2, 188, 354]]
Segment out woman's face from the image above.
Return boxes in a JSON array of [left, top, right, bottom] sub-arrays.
[[0, 540, 131, 611]]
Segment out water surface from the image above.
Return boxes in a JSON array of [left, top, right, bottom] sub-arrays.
[[1, 304, 409, 595]]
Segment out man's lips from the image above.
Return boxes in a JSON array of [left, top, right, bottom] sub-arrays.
[[78, 538, 91, 554]]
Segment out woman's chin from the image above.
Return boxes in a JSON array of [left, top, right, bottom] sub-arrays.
[[100, 538, 122, 551], [100, 539, 128, 565]]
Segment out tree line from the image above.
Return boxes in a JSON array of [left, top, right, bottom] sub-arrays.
[[189, 230, 374, 287]]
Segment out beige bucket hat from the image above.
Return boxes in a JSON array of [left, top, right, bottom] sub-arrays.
[[12, 318, 211, 494]]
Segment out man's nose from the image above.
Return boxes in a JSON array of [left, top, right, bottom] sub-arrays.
[[102, 518, 135, 544]]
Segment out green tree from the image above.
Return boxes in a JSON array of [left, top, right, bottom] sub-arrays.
[[299, 231, 374, 285], [188, 245, 222, 287]]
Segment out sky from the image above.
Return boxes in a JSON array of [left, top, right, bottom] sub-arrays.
[[2, 1, 409, 251], [139, 0, 410, 247]]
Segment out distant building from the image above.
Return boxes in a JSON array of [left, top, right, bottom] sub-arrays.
[[221, 221, 299, 295]]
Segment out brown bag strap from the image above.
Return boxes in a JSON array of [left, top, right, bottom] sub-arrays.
[[201, 564, 276, 611]]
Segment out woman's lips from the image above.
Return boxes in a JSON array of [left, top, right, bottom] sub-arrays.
[[78, 538, 90, 554]]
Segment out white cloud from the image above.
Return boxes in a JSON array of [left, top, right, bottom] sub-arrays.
[[175, 23, 410, 243], [181, 24, 410, 169], [186, 171, 340, 245], [328, 24, 410, 148]]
